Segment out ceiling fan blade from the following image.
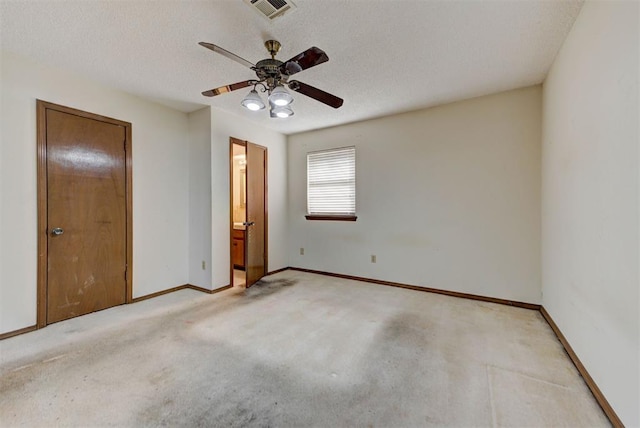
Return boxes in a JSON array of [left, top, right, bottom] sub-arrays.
[[202, 80, 255, 97], [199, 42, 255, 69], [279, 47, 329, 76], [288, 80, 343, 108]]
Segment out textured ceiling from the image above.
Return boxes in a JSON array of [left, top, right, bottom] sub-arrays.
[[0, 0, 583, 135]]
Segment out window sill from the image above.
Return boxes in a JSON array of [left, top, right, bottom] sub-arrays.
[[305, 215, 358, 222]]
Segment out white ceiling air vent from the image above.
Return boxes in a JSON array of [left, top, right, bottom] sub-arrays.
[[244, 0, 296, 20]]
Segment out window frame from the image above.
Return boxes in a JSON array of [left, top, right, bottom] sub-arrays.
[[305, 146, 357, 222]]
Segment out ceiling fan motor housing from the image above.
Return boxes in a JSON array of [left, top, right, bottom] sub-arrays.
[[255, 58, 284, 82]]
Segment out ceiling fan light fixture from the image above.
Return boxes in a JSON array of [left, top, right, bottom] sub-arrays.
[[200, 40, 343, 117], [272, 105, 294, 118], [241, 89, 265, 111], [268, 85, 294, 107]]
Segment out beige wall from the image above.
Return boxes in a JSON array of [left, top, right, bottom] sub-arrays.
[[188, 107, 212, 289], [541, 1, 639, 425], [0, 51, 190, 333], [288, 86, 542, 304]]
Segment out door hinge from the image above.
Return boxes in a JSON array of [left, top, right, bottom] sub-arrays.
[[123, 140, 127, 151]]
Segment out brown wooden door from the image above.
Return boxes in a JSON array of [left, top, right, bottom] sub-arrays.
[[46, 109, 127, 324], [245, 142, 267, 288]]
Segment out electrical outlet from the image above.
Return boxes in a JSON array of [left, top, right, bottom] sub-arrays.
[[300, 247, 305, 255], [201, 260, 206, 270], [371, 255, 376, 263]]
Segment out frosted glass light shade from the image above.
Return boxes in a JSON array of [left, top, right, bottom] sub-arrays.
[[241, 90, 265, 111], [271, 105, 294, 118], [268, 86, 293, 107]]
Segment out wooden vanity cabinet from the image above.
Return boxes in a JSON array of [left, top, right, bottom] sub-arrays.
[[232, 229, 245, 269]]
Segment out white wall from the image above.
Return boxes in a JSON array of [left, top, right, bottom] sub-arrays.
[[210, 107, 288, 289], [288, 86, 542, 304], [188, 107, 212, 289], [541, 1, 639, 425], [0, 51, 190, 333]]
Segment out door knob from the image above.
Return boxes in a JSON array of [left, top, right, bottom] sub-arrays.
[[243, 221, 255, 227], [51, 228, 64, 236]]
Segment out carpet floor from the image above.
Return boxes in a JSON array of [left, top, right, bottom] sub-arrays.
[[0, 270, 609, 427]]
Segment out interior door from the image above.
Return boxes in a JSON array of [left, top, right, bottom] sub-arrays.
[[245, 142, 267, 288], [46, 109, 127, 324]]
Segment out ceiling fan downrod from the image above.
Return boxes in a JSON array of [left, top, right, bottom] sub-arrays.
[[264, 40, 281, 59]]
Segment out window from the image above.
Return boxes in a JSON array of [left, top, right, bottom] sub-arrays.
[[306, 146, 356, 221]]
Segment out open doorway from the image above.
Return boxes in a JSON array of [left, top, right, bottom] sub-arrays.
[[231, 141, 247, 288], [230, 137, 268, 288]]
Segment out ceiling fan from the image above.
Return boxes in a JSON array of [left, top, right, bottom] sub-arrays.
[[199, 40, 343, 118]]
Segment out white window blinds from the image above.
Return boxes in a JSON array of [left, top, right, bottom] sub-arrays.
[[307, 146, 356, 216]]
